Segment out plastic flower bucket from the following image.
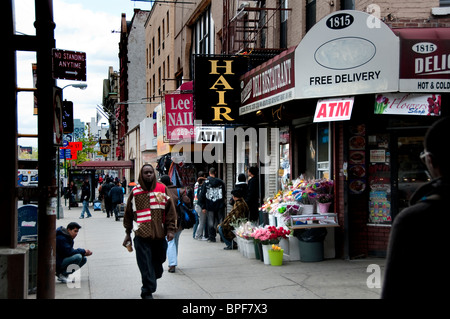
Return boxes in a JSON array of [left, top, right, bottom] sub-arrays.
[[268, 249, 284, 266]]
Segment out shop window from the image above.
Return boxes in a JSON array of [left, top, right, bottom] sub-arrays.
[[294, 123, 330, 180], [317, 123, 330, 179], [279, 127, 290, 190]]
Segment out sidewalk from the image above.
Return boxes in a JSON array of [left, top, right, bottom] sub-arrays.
[[55, 203, 384, 299]]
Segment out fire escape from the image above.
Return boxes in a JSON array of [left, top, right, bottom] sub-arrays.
[[222, 0, 291, 65]]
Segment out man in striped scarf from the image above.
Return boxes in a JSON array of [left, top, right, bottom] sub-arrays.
[[123, 164, 177, 299]]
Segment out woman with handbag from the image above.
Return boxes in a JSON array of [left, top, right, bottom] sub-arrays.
[[160, 175, 191, 273]]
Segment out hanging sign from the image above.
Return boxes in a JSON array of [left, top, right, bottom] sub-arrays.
[[164, 92, 194, 143], [195, 126, 225, 144], [295, 10, 399, 99], [239, 47, 296, 115], [194, 56, 247, 124], [52, 49, 87, 81], [314, 97, 354, 122]]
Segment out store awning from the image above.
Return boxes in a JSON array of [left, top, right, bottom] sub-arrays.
[[74, 161, 134, 170], [240, 46, 297, 115], [393, 28, 450, 92]]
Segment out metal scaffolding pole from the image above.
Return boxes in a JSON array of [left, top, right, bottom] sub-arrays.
[[35, 0, 57, 299]]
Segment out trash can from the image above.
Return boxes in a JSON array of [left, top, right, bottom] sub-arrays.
[[298, 240, 324, 262], [294, 228, 327, 262], [18, 205, 38, 294]]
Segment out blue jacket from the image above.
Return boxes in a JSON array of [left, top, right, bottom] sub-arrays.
[[56, 226, 86, 270]]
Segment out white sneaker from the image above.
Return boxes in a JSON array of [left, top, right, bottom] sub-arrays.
[[57, 274, 74, 283]]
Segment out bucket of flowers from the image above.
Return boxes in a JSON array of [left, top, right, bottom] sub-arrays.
[[268, 244, 284, 266], [266, 225, 291, 244], [316, 193, 333, 214]]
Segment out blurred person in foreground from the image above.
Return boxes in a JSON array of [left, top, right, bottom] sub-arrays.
[[382, 117, 450, 299]]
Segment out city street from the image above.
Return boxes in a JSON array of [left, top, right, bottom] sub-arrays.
[[53, 202, 384, 300]]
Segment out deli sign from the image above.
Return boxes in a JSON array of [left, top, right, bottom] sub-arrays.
[[396, 28, 450, 92]]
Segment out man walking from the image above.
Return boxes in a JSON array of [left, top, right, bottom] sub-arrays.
[[198, 167, 226, 242], [123, 164, 177, 299], [109, 180, 124, 221]]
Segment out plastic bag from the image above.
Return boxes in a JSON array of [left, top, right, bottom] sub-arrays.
[[294, 228, 328, 242]]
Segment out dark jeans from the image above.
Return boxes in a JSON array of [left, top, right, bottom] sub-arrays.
[[133, 236, 167, 297], [207, 208, 225, 241], [58, 254, 87, 276]]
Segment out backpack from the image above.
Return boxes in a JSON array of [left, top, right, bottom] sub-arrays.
[[177, 188, 197, 229]]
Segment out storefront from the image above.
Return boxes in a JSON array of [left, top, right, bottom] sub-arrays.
[[239, 10, 449, 259]]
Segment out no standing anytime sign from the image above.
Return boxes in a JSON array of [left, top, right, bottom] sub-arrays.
[[52, 49, 86, 81]]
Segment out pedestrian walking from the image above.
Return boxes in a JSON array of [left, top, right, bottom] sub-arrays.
[[79, 180, 92, 219], [246, 166, 260, 223], [194, 171, 208, 240], [122, 164, 177, 299], [218, 188, 249, 250], [67, 181, 78, 209], [56, 222, 92, 283], [382, 117, 450, 299], [198, 167, 226, 242], [160, 175, 191, 273], [109, 180, 124, 221], [101, 177, 114, 218]]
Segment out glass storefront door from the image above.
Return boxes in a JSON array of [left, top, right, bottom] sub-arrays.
[[392, 133, 431, 218]]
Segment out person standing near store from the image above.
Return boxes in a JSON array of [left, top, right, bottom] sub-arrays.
[[198, 167, 226, 242], [194, 171, 208, 240], [160, 175, 191, 273], [382, 117, 450, 299], [101, 177, 114, 218], [123, 164, 177, 299], [246, 166, 260, 223], [109, 180, 124, 221], [79, 180, 92, 219]]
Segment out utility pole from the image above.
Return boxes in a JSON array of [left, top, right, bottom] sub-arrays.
[[35, 0, 57, 299]]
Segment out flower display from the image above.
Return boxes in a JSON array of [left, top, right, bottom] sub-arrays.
[[251, 227, 271, 244], [233, 220, 256, 239], [271, 244, 282, 251], [261, 177, 334, 215], [316, 193, 333, 203]]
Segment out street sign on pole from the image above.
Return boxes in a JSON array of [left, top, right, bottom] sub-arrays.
[[52, 49, 86, 81]]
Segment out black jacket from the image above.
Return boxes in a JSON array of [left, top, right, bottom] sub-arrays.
[[198, 176, 226, 211], [382, 177, 450, 299], [246, 176, 260, 221], [80, 184, 90, 202], [109, 185, 124, 205]]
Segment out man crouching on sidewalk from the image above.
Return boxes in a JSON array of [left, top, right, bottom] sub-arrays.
[[55, 222, 92, 283], [123, 164, 177, 299]]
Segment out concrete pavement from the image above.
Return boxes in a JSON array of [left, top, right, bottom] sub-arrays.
[[54, 203, 384, 299]]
